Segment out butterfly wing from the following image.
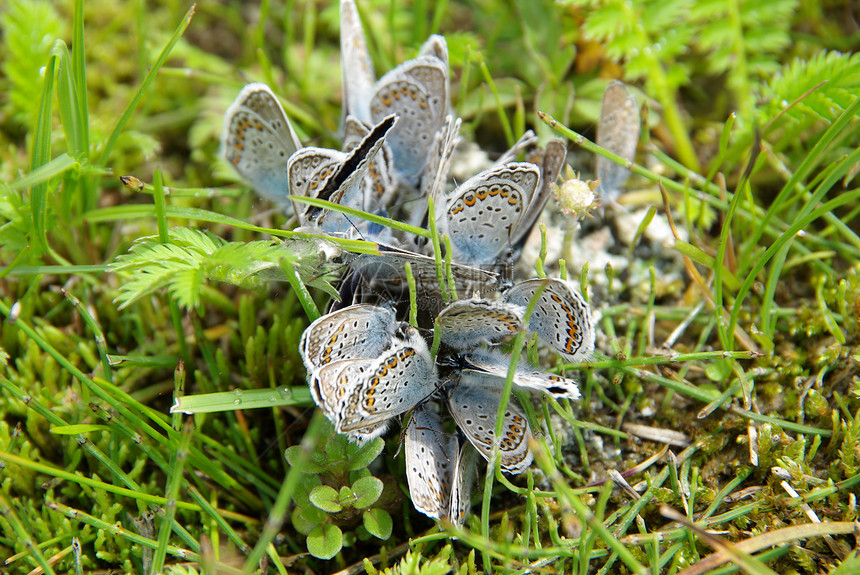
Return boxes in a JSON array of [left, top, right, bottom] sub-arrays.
[[342, 116, 399, 214], [503, 278, 595, 363], [462, 349, 581, 399], [288, 147, 344, 218], [405, 405, 458, 520], [445, 162, 539, 267], [447, 377, 533, 474], [297, 115, 397, 234], [222, 83, 302, 208], [423, 115, 461, 229], [338, 328, 438, 432], [596, 80, 640, 202], [340, 0, 376, 124], [300, 303, 398, 371], [436, 299, 524, 349], [370, 57, 448, 186], [510, 138, 566, 250], [449, 441, 479, 525], [309, 358, 389, 443]]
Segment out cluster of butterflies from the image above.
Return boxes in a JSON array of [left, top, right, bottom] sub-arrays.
[[221, 0, 603, 524], [299, 276, 594, 523]]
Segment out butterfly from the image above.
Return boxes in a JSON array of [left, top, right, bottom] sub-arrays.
[[340, 0, 449, 188], [432, 137, 566, 268], [596, 80, 640, 203], [290, 114, 397, 235], [334, 327, 439, 435], [456, 349, 581, 399], [221, 82, 302, 210], [503, 277, 595, 363], [435, 298, 525, 349], [446, 375, 534, 474], [404, 403, 479, 524]]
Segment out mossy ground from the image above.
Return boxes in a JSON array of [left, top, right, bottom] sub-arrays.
[[1, 0, 859, 574]]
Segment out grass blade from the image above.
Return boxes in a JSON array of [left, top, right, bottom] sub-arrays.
[[96, 4, 196, 167]]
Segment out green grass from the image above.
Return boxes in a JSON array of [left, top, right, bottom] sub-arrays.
[[2, 0, 860, 573]]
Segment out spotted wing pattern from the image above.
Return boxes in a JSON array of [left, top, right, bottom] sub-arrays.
[[370, 56, 448, 186], [447, 377, 533, 474], [405, 405, 457, 520], [511, 138, 566, 249], [221, 83, 302, 207], [503, 278, 595, 363], [444, 163, 540, 267], [309, 358, 388, 443], [338, 328, 437, 432], [299, 304, 398, 372], [436, 299, 524, 349], [287, 148, 343, 209]]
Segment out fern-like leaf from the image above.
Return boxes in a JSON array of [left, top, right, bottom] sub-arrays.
[[571, 0, 693, 87], [0, 0, 64, 130], [563, 0, 701, 168], [690, 0, 797, 117], [763, 51, 860, 126], [110, 228, 341, 310], [169, 226, 222, 253], [168, 266, 206, 311], [714, 50, 860, 165]]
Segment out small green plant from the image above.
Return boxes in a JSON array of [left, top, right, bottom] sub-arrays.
[[285, 425, 394, 560], [110, 225, 342, 311], [365, 545, 468, 575]]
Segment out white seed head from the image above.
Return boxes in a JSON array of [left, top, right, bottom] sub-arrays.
[[552, 166, 600, 217]]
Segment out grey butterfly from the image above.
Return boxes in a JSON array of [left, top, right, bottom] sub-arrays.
[[448, 441, 479, 525], [309, 358, 389, 443], [503, 278, 595, 364], [436, 137, 565, 268], [340, 0, 376, 125], [596, 80, 640, 203], [340, 0, 449, 187], [346, 241, 502, 309], [440, 162, 540, 267], [404, 404, 458, 520], [221, 82, 302, 210], [342, 115, 399, 214], [335, 327, 439, 433], [416, 114, 461, 228], [299, 303, 398, 372], [404, 403, 479, 524], [447, 377, 533, 474], [290, 114, 397, 235], [459, 349, 581, 399], [435, 298, 525, 349]]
